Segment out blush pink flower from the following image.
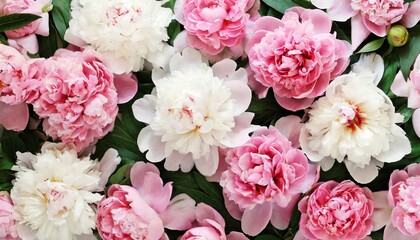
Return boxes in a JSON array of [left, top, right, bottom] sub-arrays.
[[97, 162, 196, 240], [296, 180, 374, 240], [2, 0, 51, 53], [311, 0, 420, 50], [391, 54, 420, 138], [384, 163, 420, 239], [30, 49, 119, 152], [180, 203, 248, 240], [0, 44, 40, 131], [220, 125, 318, 236], [174, 0, 259, 60], [246, 7, 351, 111], [0, 191, 18, 239]]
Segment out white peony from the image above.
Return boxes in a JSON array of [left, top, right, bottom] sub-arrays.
[[132, 48, 256, 176], [10, 142, 120, 240], [300, 54, 411, 184], [64, 0, 174, 74]]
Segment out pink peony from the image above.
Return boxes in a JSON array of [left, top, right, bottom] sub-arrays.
[[311, 0, 415, 50], [180, 203, 248, 240], [385, 163, 420, 239], [391, 54, 420, 138], [0, 191, 18, 239], [297, 180, 374, 240], [2, 0, 51, 53], [174, 0, 258, 60], [30, 49, 119, 152], [246, 7, 351, 111], [0, 44, 39, 131], [97, 162, 196, 240], [220, 125, 318, 236]]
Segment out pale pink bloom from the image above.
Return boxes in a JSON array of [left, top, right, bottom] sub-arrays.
[[296, 180, 374, 240], [220, 124, 318, 236], [97, 162, 196, 240], [311, 0, 420, 50], [174, 0, 259, 60], [391, 54, 420, 138], [30, 49, 119, 152], [180, 203, 248, 240], [2, 0, 51, 53], [0, 44, 40, 131], [0, 191, 18, 239], [246, 7, 351, 111], [383, 163, 420, 239]]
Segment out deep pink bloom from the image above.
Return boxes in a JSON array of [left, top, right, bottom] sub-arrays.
[[220, 126, 318, 236], [246, 7, 351, 111], [97, 162, 196, 240], [2, 0, 51, 53], [0, 44, 39, 131], [312, 0, 413, 50], [174, 0, 258, 60], [180, 203, 248, 240], [30, 49, 119, 152], [0, 192, 18, 239], [297, 180, 374, 240], [385, 163, 420, 239]]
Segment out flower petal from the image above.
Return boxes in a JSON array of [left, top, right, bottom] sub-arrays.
[[383, 223, 417, 240], [96, 148, 121, 191], [0, 102, 29, 131], [132, 95, 157, 124], [413, 109, 420, 138], [391, 71, 410, 97], [274, 115, 303, 148], [375, 125, 411, 163], [344, 160, 381, 184], [372, 191, 392, 231], [114, 73, 138, 104], [351, 14, 371, 51], [326, 0, 357, 22], [160, 194, 196, 231], [194, 146, 219, 176], [401, 1, 420, 28], [242, 203, 273, 236], [270, 195, 299, 230]]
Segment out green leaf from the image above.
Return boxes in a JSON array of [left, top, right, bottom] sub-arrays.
[[0, 130, 26, 161], [378, 54, 400, 95], [262, 0, 296, 14], [38, 20, 63, 57], [398, 25, 420, 78], [193, 171, 223, 201], [109, 163, 132, 184], [51, 0, 71, 40], [397, 105, 414, 123], [356, 37, 386, 54], [255, 235, 281, 240], [0, 13, 41, 32], [167, 20, 181, 46], [0, 34, 8, 45]]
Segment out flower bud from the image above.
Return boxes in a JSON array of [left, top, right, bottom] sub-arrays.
[[388, 25, 409, 47]]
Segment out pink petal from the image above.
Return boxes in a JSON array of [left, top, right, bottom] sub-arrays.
[[206, 148, 229, 182], [383, 223, 417, 240], [196, 203, 226, 228], [173, 0, 186, 24], [130, 161, 160, 189], [351, 14, 371, 51], [35, 13, 49, 36], [363, 17, 387, 37], [252, 17, 283, 34], [15, 34, 39, 54], [401, 1, 420, 28], [114, 73, 138, 104], [96, 148, 121, 191], [327, 0, 358, 22], [290, 7, 332, 34], [372, 191, 392, 231], [160, 194, 196, 231], [227, 232, 249, 240], [413, 109, 420, 138], [242, 202, 273, 236], [274, 115, 303, 148], [223, 194, 243, 220], [311, 0, 336, 9], [274, 95, 314, 111], [0, 102, 29, 131], [408, 87, 420, 109], [270, 195, 299, 230]]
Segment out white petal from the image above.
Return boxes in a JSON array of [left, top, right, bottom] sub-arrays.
[[351, 53, 384, 85], [212, 59, 238, 80], [194, 146, 219, 176], [96, 148, 121, 191], [132, 95, 157, 124], [320, 157, 335, 171], [344, 160, 382, 184], [224, 80, 252, 116], [147, 44, 176, 70], [299, 127, 328, 162], [221, 112, 257, 148], [375, 125, 411, 163]]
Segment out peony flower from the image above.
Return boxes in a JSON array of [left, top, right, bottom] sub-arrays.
[[382, 163, 420, 239], [174, 0, 259, 60], [10, 142, 121, 240], [220, 117, 318, 236], [0, 44, 40, 131], [180, 203, 248, 240], [246, 7, 351, 111], [300, 54, 411, 184], [296, 180, 374, 240], [65, 0, 174, 74], [97, 162, 196, 240], [0, 191, 18, 239], [391, 53, 420, 138], [2, 0, 52, 53], [30, 49, 119, 152], [311, 0, 420, 50], [132, 48, 256, 176]]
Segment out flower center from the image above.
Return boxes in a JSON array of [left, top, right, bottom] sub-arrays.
[[338, 103, 364, 132]]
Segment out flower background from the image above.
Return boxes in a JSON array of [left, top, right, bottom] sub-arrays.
[[0, 0, 420, 239]]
